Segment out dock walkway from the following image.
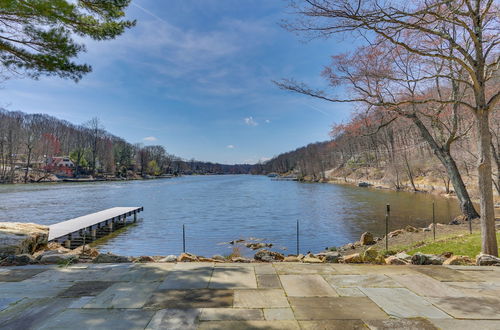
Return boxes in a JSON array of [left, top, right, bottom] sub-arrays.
[[48, 207, 143, 247]]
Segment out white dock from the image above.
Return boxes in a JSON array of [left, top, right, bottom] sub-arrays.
[[48, 207, 143, 243]]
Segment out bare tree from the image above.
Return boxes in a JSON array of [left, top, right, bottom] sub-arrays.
[[280, 0, 498, 255]]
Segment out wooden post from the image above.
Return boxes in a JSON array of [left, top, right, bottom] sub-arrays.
[[108, 219, 113, 231], [385, 204, 390, 251], [91, 228, 97, 240], [133, 211, 137, 223], [65, 234, 72, 249]]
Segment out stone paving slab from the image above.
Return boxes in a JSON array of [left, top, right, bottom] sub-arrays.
[[0, 297, 21, 312], [335, 287, 366, 297], [0, 280, 73, 299], [429, 319, 500, 329], [415, 266, 474, 282], [84, 282, 159, 309], [38, 308, 155, 330], [299, 320, 367, 329], [280, 274, 338, 297], [58, 281, 115, 298], [257, 274, 281, 288], [426, 296, 500, 319], [288, 297, 388, 320], [0, 297, 75, 329], [101, 266, 168, 282], [274, 264, 336, 275], [445, 281, 500, 298], [158, 267, 212, 290], [364, 318, 438, 329], [360, 288, 451, 319], [197, 320, 300, 329], [254, 264, 276, 275], [0, 268, 47, 282], [146, 308, 200, 330], [209, 267, 257, 289], [331, 264, 418, 275], [263, 308, 295, 320], [234, 289, 289, 308], [200, 308, 263, 320], [389, 274, 466, 298], [324, 274, 402, 288], [145, 289, 234, 309]]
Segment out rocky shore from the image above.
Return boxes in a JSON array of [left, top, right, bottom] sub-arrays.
[[2, 221, 499, 268]]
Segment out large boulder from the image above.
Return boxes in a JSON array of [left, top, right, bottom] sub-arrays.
[[254, 249, 284, 262], [385, 256, 407, 265], [40, 253, 76, 264], [303, 256, 323, 263], [476, 254, 500, 266], [0, 222, 48, 256], [178, 252, 198, 262], [388, 229, 405, 238], [0, 254, 35, 266], [360, 232, 375, 245], [159, 255, 178, 262], [317, 251, 341, 263], [341, 253, 363, 264], [68, 245, 99, 258], [395, 252, 412, 262], [411, 252, 445, 265], [362, 247, 385, 264], [93, 252, 130, 263], [443, 255, 474, 266]]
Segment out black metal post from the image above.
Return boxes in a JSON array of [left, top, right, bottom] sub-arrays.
[[182, 224, 186, 253], [385, 204, 390, 251], [296, 220, 299, 255], [469, 213, 473, 234], [432, 202, 436, 240]]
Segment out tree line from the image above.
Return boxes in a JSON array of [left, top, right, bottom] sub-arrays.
[[0, 109, 253, 183]]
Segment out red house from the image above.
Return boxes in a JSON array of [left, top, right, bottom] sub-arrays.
[[45, 156, 75, 177]]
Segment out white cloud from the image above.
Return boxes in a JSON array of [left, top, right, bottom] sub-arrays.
[[143, 136, 158, 141], [226, 144, 235, 149], [265, 119, 271, 124], [259, 157, 271, 163], [244, 116, 258, 126]]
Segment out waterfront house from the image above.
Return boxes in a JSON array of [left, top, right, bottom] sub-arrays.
[[45, 156, 75, 177]]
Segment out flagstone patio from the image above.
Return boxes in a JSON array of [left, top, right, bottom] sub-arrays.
[[0, 262, 499, 329]]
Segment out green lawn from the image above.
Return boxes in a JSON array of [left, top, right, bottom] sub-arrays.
[[406, 233, 500, 258]]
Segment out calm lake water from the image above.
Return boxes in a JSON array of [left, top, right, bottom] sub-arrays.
[[0, 175, 460, 256]]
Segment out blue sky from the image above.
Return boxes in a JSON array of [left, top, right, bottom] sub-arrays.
[[0, 0, 355, 164]]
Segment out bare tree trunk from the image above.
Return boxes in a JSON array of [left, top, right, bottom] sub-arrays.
[[403, 151, 417, 191], [476, 109, 498, 256], [491, 141, 500, 195], [24, 147, 32, 183], [411, 115, 479, 220]]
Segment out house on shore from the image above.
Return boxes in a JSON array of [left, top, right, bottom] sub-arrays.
[[44, 156, 75, 177]]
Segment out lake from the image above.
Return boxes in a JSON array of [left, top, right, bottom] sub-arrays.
[[0, 175, 460, 256]]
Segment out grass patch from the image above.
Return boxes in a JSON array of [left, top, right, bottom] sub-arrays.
[[406, 233, 500, 258]]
